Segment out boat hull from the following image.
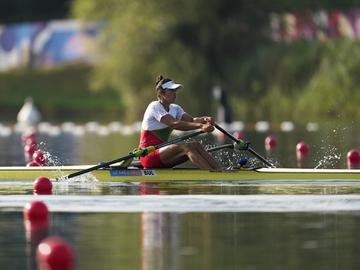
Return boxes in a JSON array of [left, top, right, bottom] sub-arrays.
[[1, 166, 360, 182]]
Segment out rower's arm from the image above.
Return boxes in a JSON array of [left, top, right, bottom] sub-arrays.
[[161, 114, 213, 132], [181, 113, 214, 124]]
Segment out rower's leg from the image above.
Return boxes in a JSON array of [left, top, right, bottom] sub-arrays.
[[191, 142, 222, 170], [159, 143, 221, 170], [185, 142, 221, 170], [158, 144, 189, 167]]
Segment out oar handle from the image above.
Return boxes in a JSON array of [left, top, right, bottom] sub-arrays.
[[214, 123, 275, 168]]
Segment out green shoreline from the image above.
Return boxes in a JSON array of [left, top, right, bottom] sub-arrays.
[[2, 39, 360, 124], [0, 64, 122, 123]]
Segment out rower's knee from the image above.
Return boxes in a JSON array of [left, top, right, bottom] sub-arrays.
[[182, 141, 202, 153]]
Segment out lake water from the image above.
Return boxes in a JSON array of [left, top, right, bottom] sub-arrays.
[[1, 121, 360, 269]]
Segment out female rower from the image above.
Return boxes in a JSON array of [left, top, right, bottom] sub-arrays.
[[139, 75, 221, 170]]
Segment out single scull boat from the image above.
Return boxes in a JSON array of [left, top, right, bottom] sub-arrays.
[[0, 165, 359, 182]]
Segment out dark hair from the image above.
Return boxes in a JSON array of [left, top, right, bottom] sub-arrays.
[[155, 75, 172, 91]]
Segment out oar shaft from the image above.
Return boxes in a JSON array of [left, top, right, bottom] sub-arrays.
[[214, 124, 236, 141], [214, 123, 275, 168], [247, 148, 275, 168], [155, 131, 204, 150], [66, 154, 135, 179], [207, 144, 234, 153], [64, 130, 204, 180]]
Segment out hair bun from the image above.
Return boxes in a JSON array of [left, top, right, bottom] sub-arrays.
[[155, 75, 164, 86]]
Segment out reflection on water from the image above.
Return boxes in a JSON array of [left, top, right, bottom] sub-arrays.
[[4, 193, 360, 212], [4, 181, 360, 196], [141, 213, 180, 270], [1, 211, 360, 270]]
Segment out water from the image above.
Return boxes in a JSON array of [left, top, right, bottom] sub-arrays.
[[2, 210, 360, 269], [1, 180, 360, 269], [2, 121, 360, 168], [1, 123, 360, 269], [5, 193, 360, 212]]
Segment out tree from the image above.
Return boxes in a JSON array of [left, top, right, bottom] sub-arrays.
[[72, 0, 360, 122], [71, 0, 272, 122]]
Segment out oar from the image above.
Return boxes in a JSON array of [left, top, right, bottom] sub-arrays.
[[58, 130, 204, 180], [214, 123, 276, 168], [207, 144, 234, 153]]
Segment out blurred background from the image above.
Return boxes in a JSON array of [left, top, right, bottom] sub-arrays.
[[2, 0, 360, 124], [1, 0, 360, 167]]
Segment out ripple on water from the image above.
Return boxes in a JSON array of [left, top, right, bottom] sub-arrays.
[[0, 194, 360, 213]]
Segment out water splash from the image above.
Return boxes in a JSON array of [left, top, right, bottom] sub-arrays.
[[37, 141, 98, 183], [314, 152, 342, 169], [38, 141, 65, 166], [55, 173, 99, 184], [313, 126, 345, 168]]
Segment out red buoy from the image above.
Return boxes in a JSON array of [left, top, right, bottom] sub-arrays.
[[24, 218, 49, 244], [232, 130, 244, 141], [34, 177, 52, 195], [22, 131, 37, 144], [36, 236, 75, 270], [296, 141, 309, 158], [24, 144, 38, 161], [23, 200, 49, 244], [23, 201, 48, 222], [33, 151, 48, 166], [265, 135, 278, 151], [24, 136, 37, 146], [347, 149, 360, 169], [27, 161, 41, 167]]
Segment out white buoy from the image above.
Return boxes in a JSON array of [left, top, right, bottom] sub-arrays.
[[61, 122, 76, 133], [0, 124, 12, 137], [17, 97, 41, 126], [230, 121, 245, 132], [96, 126, 111, 136], [280, 121, 295, 132], [255, 121, 270, 132], [108, 121, 123, 133], [85, 121, 99, 133], [306, 122, 319, 132]]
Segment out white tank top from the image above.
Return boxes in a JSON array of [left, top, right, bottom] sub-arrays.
[[141, 101, 185, 131]]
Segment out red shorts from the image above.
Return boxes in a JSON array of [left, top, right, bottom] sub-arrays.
[[140, 149, 166, 168], [139, 130, 167, 168]]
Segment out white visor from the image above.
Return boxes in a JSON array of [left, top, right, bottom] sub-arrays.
[[161, 80, 183, 90]]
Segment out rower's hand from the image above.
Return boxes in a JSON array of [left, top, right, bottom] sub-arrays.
[[193, 116, 215, 125], [201, 122, 215, 133], [204, 116, 215, 125], [234, 140, 250, 151]]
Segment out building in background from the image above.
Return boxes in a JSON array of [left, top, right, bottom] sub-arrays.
[[270, 9, 360, 42], [0, 19, 100, 71], [1, 8, 360, 71]]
